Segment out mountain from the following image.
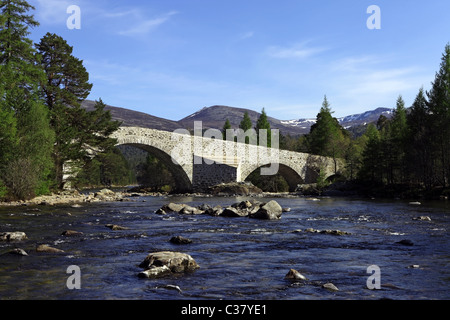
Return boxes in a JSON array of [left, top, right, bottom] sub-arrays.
[[81, 100, 181, 132], [81, 100, 393, 136], [178, 105, 305, 136], [281, 107, 393, 133]]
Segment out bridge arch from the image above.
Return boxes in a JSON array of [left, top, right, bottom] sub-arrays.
[[241, 163, 305, 192], [115, 132, 193, 192]]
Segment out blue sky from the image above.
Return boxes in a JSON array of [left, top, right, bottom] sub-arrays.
[[28, 0, 450, 121]]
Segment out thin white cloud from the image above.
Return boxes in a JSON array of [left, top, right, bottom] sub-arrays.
[[32, 0, 76, 24], [239, 31, 254, 40], [118, 11, 178, 36], [267, 42, 327, 59]]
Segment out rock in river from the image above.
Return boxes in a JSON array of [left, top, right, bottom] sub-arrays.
[[0, 232, 27, 242], [250, 200, 283, 220], [170, 236, 193, 245], [285, 269, 308, 281], [36, 244, 65, 254], [138, 251, 200, 278], [61, 230, 83, 237]]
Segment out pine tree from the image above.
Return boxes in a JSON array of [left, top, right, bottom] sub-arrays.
[[359, 123, 381, 182], [256, 108, 272, 147], [239, 111, 253, 144], [239, 111, 252, 131], [0, 0, 54, 199], [222, 118, 231, 140], [389, 95, 409, 183], [306, 96, 349, 173], [407, 88, 433, 188], [37, 33, 120, 189], [426, 44, 450, 187]]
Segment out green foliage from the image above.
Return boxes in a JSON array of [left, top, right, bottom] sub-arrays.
[[306, 96, 350, 173], [256, 108, 272, 147], [316, 167, 330, 190], [246, 170, 289, 193], [222, 118, 231, 140], [239, 111, 252, 131], [137, 154, 175, 191], [74, 147, 134, 188], [0, 0, 54, 199], [0, 179, 7, 199]]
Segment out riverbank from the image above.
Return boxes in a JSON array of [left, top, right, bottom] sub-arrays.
[[1, 181, 448, 208], [0, 189, 128, 208]]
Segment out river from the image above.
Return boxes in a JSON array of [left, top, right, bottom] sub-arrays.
[[0, 195, 449, 300]]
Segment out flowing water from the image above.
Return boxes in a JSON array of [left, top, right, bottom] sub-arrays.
[[0, 195, 449, 300]]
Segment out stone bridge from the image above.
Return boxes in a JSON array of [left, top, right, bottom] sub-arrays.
[[111, 126, 342, 192]]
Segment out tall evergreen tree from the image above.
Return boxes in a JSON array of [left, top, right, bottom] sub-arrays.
[[256, 108, 272, 147], [306, 96, 349, 173], [426, 44, 450, 187], [239, 111, 253, 144], [389, 95, 409, 183], [359, 123, 381, 183], [407, 88, 434, 188], [222, 118, 231, 140], [0, 0, 54, 199], [36, 34, 120, 189]]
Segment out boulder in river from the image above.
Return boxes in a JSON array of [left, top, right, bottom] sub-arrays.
[[61, 230, 83, 237], [285, 269, 308, 281], [170, 236, 193, 245], [8, 248, 28, 256], [250, 200, 283, 220], [221, 207, 248, 218], [412, 216, 431, 221], [396, 239, 414, 246], [105, 224, 129, 231], [322, 283, 339, 292], [138, 251, 199, 278], [36, 244, 65, 254], [0, 232, 27, 242]]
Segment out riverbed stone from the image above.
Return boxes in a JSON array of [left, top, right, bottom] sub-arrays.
[[61, 230, 83, 237], [412, 216, 431, 221], [161, 203, 186, 213], [285, 269, 307, 281], [8, 248, 28, 256], [250, 200, 282, 220], [396, 239, 414, 246], [139, 251, 200, 274], [138, 266, 172, 279], [105, 224, 129, 231], [221, 207, 248, 218], [170, 236, 193, 245], [0, 232, 27, 242], [322, 283, 339, 292], [36, 244, 65, 254]]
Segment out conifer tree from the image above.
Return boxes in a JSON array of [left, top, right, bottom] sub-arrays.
[[222, 118, 231, 140], [239, 111, 253, 144], [256, 108, 272, 148], [407, 88, 433, 187], [0, 0, 54, 199], [426, 44, 450, 187], [306, 96, 349, 173], [36, 34, 120, 189]]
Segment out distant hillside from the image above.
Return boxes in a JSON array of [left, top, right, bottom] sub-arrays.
[[178, 105, 305, 136], [82, 100, 393, 136], [81, 100, 181, 132]]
